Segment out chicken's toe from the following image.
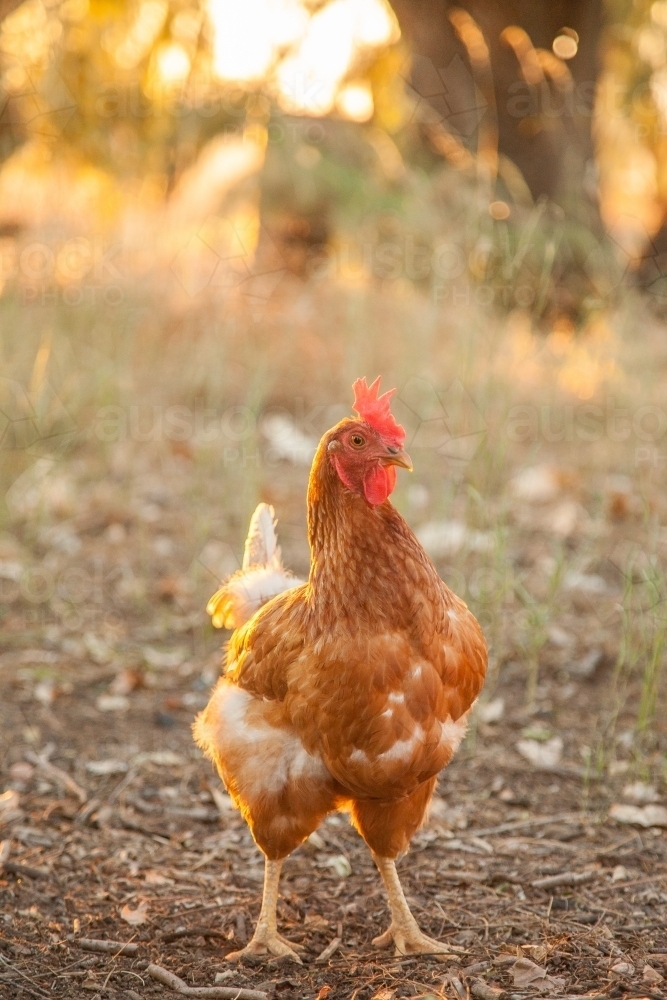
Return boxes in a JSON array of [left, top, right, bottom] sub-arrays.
[[371, 928, 394, 948], [373, 922, 451, 956], [227, 932, 303, 965]]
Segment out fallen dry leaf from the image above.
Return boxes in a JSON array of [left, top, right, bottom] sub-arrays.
[[8, 762, 34, 783], [110, 669, 143, 696], [120, 900, 149, 926], [609, 803, 667, 828], [85, 759, 128, 776], [549, 499, 580, 536], [643, 964, 664, 985], [95, 694, 129, 713], [0, 789, 20, 818], [33, 680, 56, 706], [323, 854, 351, 877], [513, 957, 564, 993], [522, 944, 548, 963], [622, 780, 660, 804], [477, 697, 504, 724], [144, 870, 174, 886], [516, 737, 563, 769], [132, 750, 184, 767], [511, 465, 564, 502], [142, 646, 186, 669], [610, 960, 635, 976]]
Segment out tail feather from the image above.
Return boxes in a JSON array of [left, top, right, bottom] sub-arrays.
[[207, 503, 303, 630], [242, 502, 280, 570]]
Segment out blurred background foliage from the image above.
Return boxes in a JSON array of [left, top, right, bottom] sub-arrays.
[[0, 0, 666, 320]]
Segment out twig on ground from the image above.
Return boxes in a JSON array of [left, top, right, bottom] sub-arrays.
[[119, 812, 171, 840], [146, 963, 268, 999], [25, 751, 87, 803], [438, 871, 486, 884], [0, 954, 50, 998], [564, 995, 609, 1000], [161, 926, 228, 943], [191, 849, 220, 871], [0, 842, 48, 878], [315, 936, 342, 963], [470, 980, 507, 1000], [78, 938, 139, 955], [465, 812, 587, 838], [531, 870, 599, 889], [76, 797, 101, 825], [108, 768, 137, 804]]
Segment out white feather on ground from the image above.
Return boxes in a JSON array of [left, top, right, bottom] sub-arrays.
[[207, 503, 303, 630], [261, 414, 317, 465]]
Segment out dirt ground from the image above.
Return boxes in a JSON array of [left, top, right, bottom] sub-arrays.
[[1, 401, 667, 1000]]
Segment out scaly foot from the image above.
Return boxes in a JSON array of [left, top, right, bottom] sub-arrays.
[[227, 931, 304, 964], [372, 922, 452, 956]]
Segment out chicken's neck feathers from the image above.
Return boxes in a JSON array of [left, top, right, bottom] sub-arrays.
[[306, 435, 449, 635]]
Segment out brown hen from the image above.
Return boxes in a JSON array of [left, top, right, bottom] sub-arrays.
[[194, 377, 487, 961]]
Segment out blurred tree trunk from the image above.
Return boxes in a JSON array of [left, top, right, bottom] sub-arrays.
[[0, 0, 22, 21], [388, 0, 603, 207]]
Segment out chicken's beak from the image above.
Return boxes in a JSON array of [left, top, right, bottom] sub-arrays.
[[382, 447, 413, 471]]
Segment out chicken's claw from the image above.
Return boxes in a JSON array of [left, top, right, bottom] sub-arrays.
[[227, 932, 304, 965], [372, 923, 452, 956]]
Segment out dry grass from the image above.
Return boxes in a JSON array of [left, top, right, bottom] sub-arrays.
[[1, 269, 667, 997]]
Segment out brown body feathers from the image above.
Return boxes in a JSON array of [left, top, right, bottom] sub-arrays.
[[194, 422, 488, 861]]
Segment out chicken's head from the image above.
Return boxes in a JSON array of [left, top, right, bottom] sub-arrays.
[[327, 376, 412, 505]]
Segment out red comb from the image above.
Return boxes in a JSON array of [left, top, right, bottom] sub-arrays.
[[351, 376, 405, 448]]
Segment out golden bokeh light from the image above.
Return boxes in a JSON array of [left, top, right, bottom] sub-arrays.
[[209, 0, 398, 118], [114, 0, 168, 70], [552, 28, 578, 61], [336, 82, 374, 121], [209, 0, 308, 82], [489, 200, 510, 220], [156, 41, 191, 83]]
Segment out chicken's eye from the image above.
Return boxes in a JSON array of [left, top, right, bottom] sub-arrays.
[[350, 433, 366, 448]]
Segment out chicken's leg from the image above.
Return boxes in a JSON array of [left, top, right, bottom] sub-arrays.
[[227, 858, 303, 964], [372, 855, 451, 955]]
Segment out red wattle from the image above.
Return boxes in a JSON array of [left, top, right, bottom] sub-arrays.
[[363, 464, 396, 505]]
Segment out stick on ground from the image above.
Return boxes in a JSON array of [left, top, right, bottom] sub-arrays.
[[146, 963, 268, 999], [78, 938, 139, 955], [315, 936, 342, 963], [25, 751, 88, 803], [0, 840, 47, 879], [532, 871, 599, 889]]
